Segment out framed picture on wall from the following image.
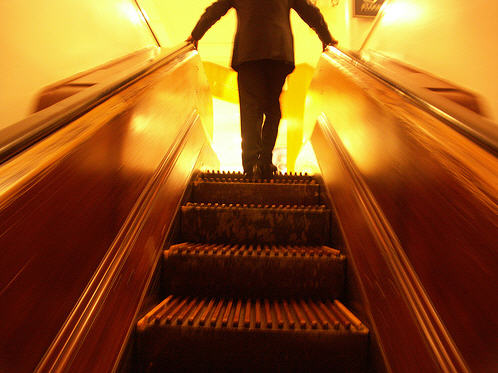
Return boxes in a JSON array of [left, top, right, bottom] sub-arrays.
[[353, 0, 385, 17]]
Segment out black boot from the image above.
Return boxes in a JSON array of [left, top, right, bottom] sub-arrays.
[[255, 161, 277, 179], [243, 164, 258, 179]]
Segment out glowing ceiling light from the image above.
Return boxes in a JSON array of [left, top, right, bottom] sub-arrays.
[[381, 1, 421, 26]]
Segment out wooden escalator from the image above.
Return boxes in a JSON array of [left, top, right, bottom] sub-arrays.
[[135, 171, 369, 372]]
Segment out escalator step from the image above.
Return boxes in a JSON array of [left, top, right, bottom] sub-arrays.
[[191, 179, 321, 205], [181, 203, 330, 245], [199, 170, 317, 183], [169, 242, 342, 257], [163, 242, 346, 298], [137, 296, 368, 372]]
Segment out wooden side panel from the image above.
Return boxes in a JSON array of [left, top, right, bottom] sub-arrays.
[[307, 51, 498, 372], [0, 50, 217, 373], [60, 116, 214, 373]]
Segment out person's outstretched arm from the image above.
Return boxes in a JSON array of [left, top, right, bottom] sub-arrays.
[[188, 0, 232, 47], [292, 0, 338, 50]]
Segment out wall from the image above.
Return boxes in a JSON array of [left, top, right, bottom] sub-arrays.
[[0, 0, 155, 128], [0, 0, 379, 172], [0, 0, 377, 131], [137, 0, 235, 66], [317, 0, 376, 51], [143, 0, 375, 67], [143, 0, 375, 172], [362, 0, 498, 120]]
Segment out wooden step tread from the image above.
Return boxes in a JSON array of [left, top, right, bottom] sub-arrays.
[[191, 180, 321, 205], [181, 203, 330, 245], [138, 295, 367, 333], [183, 202, 328, 211], [164, 243, 345, 299], [137, 297, 368, 372], [199, 170, 317, 183], [168, 242, 342, 259]]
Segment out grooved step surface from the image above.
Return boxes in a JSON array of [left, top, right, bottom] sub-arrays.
[[137, 296, 368, 372], [191, 180, 321, 205], [181, 203, 330, 245], [164, 243, 346, 298], [169, 242, 342, 257], [137, 170, 369, 372], [199, 170, 317, 183], [138, 295, 366, 331]]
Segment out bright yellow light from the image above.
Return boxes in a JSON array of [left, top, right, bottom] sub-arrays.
[[139, 7, 151, 23], [119, 2, 144, 25], [211, 98, 291, 173], [382, 1, 421, 26], [294, 141, 320, 175], [211, 98, 243, 172]]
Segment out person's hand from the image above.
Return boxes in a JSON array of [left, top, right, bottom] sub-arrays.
[[186, 35, 198, 49], [323, 39, 338, 51]]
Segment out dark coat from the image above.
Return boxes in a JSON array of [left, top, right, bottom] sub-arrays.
[[191, 0, 333, 71]]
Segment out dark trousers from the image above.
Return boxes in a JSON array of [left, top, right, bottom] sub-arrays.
[[237, 60, 292, 172]]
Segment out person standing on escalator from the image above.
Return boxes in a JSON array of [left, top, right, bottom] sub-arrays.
[[187, 0, 337, 178]]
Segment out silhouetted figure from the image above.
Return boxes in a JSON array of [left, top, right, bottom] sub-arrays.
[[188, 0, 337, 178]]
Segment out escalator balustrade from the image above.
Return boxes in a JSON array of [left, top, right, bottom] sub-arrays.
[[136, 171, 369, 372]]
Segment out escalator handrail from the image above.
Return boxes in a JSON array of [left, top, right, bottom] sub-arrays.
[[324, 46, 498, 156], [0, 42, 195, 164]]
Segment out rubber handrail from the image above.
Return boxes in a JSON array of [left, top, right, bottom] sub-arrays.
[[324, 46, 498, 156], [0, 42, 194, 164]]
